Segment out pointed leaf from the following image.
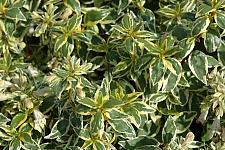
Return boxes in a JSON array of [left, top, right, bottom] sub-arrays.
[[137, 39, 161, 55], [54, 35, 68, 51], [131, 101, 155, 114], [150, 58, 166, 84], [162, 116, 176, 144], [175, 37, 195, 60], [134, 54, 152, 72], [77, 97, 97, 108], [192, 16, 210, 35], [9, 139, 21, 150], [64, 0, 80, 13], [6, 8, 26, 21], [173, 111, 197, 133], [204, 30, 221, 53], [215, 11, 225, 29], [11, 113, 27, 129], [218, 42, 225, 65], [67, 14, 82, 32], [44, 119, 70, 139], [188, 50, 208, 84], [106, 109, 128, 120], [84, 9, 110, 26], [93, 140, 106, 150], [90, 112, 104, 136], [109, 119, 135, 135]]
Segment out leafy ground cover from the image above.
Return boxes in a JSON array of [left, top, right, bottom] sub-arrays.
[[1, 0, 225, 149]]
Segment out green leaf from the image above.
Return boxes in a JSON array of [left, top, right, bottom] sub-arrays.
[[69, 113, 81, 128], [44, 119, 70, 139], [204, 30, 221, 53], [179, 74, 190, 88], [149, 92, 168, 103], [64, 0, 80, 13], [163, 46, 180, 57], [173, 111, 197, 133], [137, 39, 161, 55], [94, 0, 104, 7], [167, 92, 181, 105], [18, 123, 32, 133], [94, 89, 104, 106], [207, 55, 218, 67], [150, 58, 166, 85], [162, 58, 182, 91], [162, 58, 177, 75], [112, 61, 130, 76], [13, 0, 26, 7], [191, 16, 210, 35], [119, 136, 160, 149], [11, 113, 27, 129], [135, 30, 157, 39], [128, 136, 160, 148], [123, 107, 142, 127], [188, 50, 208, 84], [182, 0, 196, 12], [156, 7, 176, 18], [79, 128, 91, 141], [103, 98, 124, 109], [162, 116, 176, 144], [67, 14, 82, 32], [0, 0, 7, 5], [19, 133, 33, 143], [109, 119, 135, 136], [175, 37, 195, 60], [57, 119, 70, 135], [90, 112, 104, 136], [162, 72, 181, 91], [118, 0, 131, 14], [106, 108, 128, 120], [9, 139, 21, 150], [218, 42, 225, 65], [136, 145, 162, 150], [93, 140, 106, 150], [30, 0, 41, 11], [196, 4, 212, 17], [215, 11, 225, 29], [80, 76, 94, 89], [126, 92, 143, 103], [77, 97, 97, 108], [112, 25, 127, 35], [82, 140, 93, 149], [6, 8, 26, 21], [131, 101, 155, 114], [54, 69, 68, 78], [124, 37, 135, 53], [54, 35, 68, 51], [139, 8, 156, 32], [84, 9, 110, 26], [134, 54, 152, 72], [76, 104, 93, 115], [122, 14, 134, 30]]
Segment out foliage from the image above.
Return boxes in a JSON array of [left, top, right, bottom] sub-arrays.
[[0, 0, 225, 149]]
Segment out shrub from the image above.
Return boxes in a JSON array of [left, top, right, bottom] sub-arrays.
[[0, 0, 225, 149]]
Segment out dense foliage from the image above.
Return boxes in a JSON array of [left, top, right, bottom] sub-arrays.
[[1, 0, 225, 149]]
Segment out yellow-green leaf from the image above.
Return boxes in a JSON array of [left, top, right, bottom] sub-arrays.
[[11, 113, 27, 129]]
